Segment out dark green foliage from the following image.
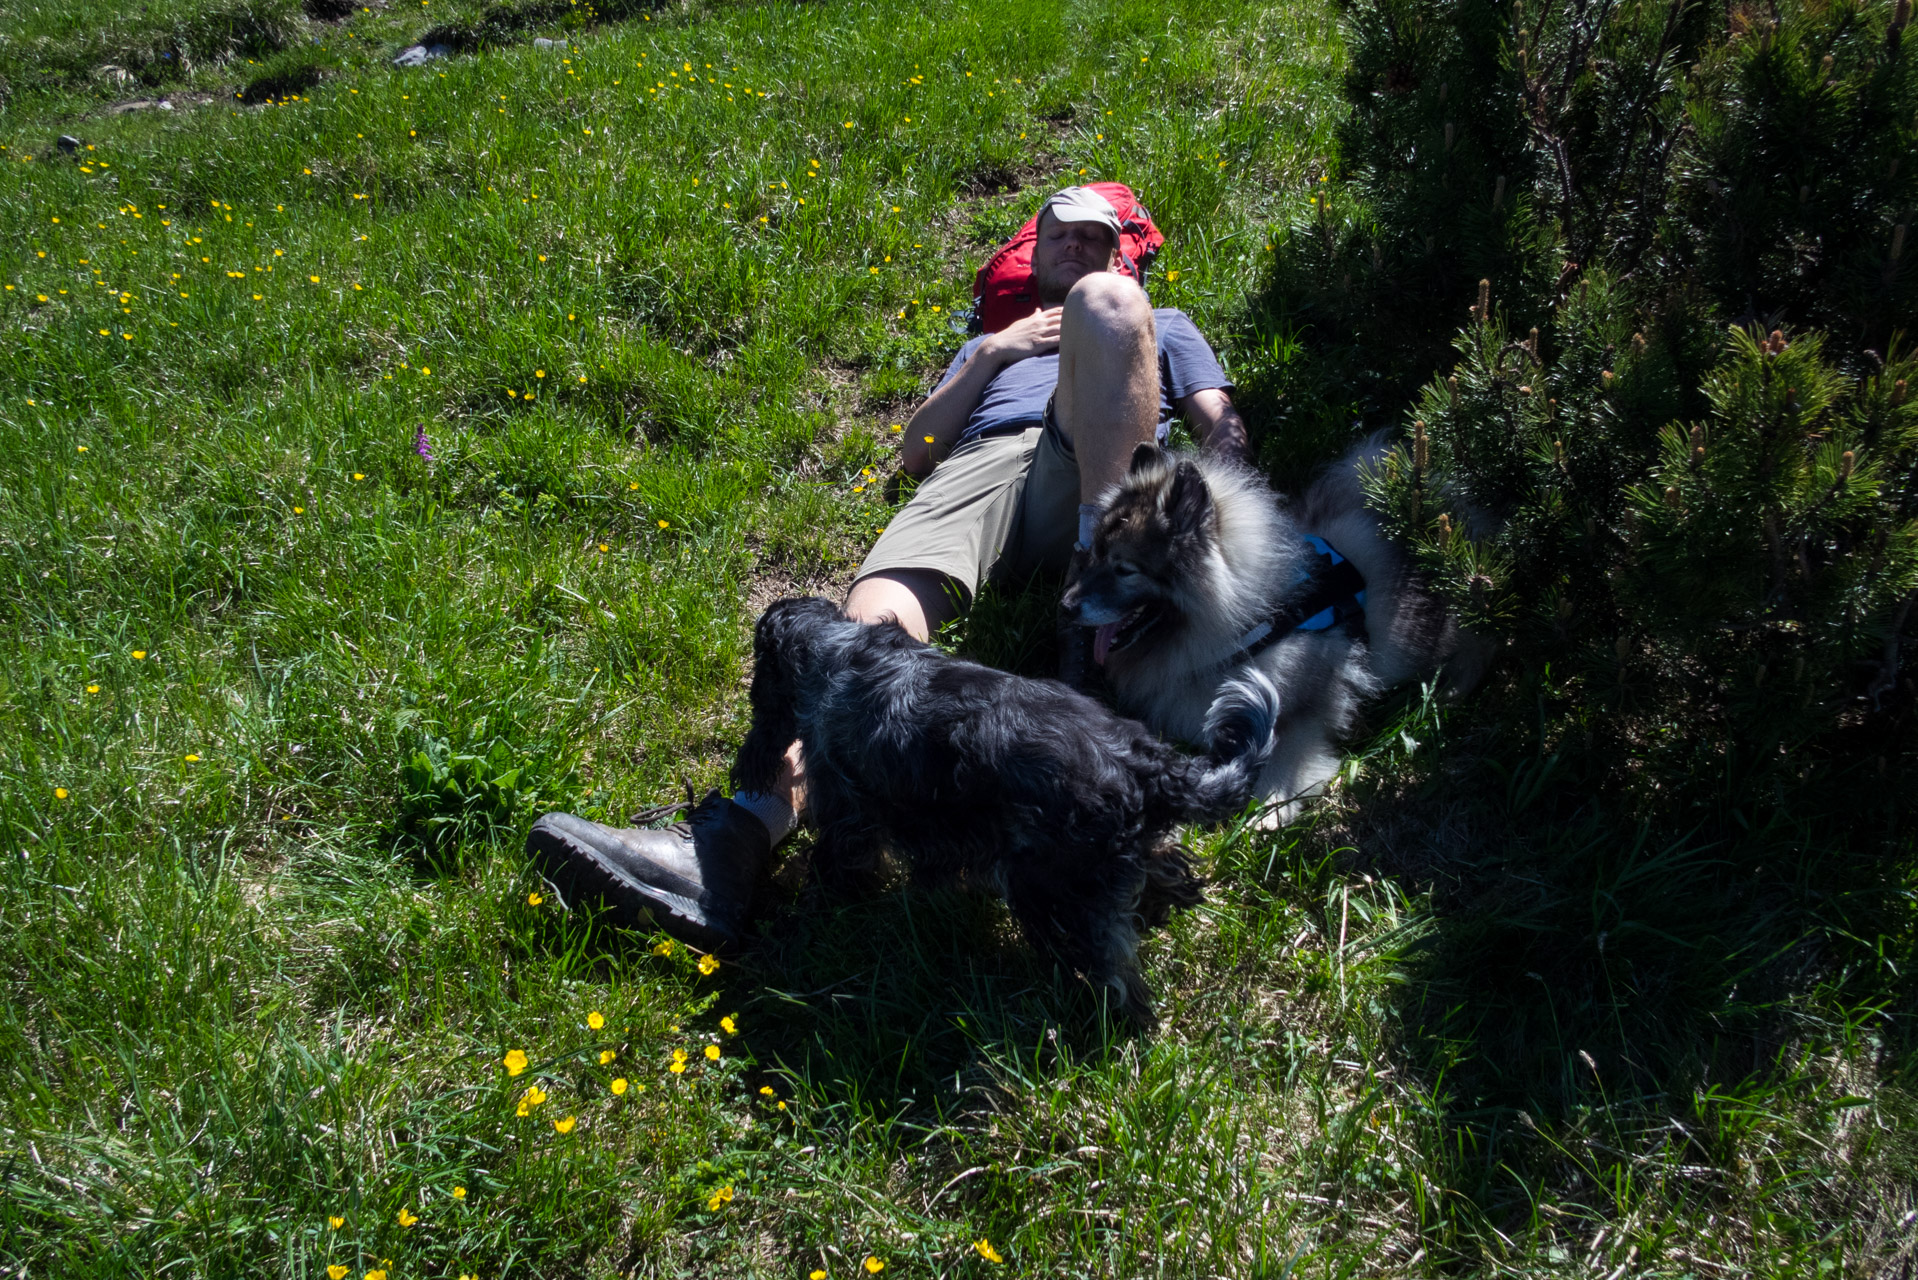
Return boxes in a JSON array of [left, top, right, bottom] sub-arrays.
[[1683, 9, 1918, 347], [1272, 0, 1918, 817], [1365, 294, 1918, 811]]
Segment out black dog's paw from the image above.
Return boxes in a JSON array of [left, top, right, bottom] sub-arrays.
[[1136, 843, 1206, 930]]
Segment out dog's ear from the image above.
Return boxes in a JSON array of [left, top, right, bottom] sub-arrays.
[[1164, 460, 1215, 539], [1128, 442, 1172, 483], [734, 602, 807, 795]]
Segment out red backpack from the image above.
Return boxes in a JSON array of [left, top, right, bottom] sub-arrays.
[[968, 182, 1165, 334]]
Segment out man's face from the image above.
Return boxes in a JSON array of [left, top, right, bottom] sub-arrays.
[[1030, 210, 1121, 303]]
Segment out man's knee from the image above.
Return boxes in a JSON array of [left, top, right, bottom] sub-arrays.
[[843, 569, 958, 642], [1062, 272, 1152, 340]]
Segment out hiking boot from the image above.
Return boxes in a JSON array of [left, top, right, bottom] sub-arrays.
[[525, 790, 772, 953]]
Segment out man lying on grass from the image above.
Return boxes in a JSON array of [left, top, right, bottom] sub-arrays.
[[526, 185, 1251, 951]]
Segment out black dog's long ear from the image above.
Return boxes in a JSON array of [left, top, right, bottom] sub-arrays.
[[1165, 460, 1215, 539], [729, 601, 805, 795], [1129, 442, 1172, 483]]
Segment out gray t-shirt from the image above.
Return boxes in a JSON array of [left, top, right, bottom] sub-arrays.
[[936, 308, 1232, 448]]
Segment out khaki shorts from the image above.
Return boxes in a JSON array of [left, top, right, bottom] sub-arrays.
[[855, 415, 1080, 601]]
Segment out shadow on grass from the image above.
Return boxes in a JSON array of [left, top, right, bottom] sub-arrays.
[[1310, 693, 1918, 1255]]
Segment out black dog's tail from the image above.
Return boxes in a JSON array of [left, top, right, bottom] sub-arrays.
[[1179, 671, 1281, 822]]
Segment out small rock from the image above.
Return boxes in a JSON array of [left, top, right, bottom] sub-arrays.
[[158, 100, 174, 110], [533, 37, 566, 49], [57, 135, 81, 153], [392, 43, 452, 67]]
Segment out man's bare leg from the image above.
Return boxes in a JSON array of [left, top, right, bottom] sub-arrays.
[[1053, 272, 1160, 504]]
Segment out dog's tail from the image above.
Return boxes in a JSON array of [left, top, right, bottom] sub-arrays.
[[1180, 670, 1281, 822]]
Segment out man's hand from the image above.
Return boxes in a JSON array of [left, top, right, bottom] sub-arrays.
[[902, 308, 1064, 477], [981, 306, 1062, 366]]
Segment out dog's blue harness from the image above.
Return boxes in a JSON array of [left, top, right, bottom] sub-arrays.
[[1222, 535, 1368, 668]]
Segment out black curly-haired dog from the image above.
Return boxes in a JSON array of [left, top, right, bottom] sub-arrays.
[[732, 596, 1280, 1025]]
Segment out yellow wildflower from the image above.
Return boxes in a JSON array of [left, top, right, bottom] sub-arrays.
[[452, 1185, 467, 1199], [974, 1239, 1005, 1263], [396, 1208, 418, 1227], [328, 1215, 344, 1229], [528, 891, 544, 905], [54, 788, 68, 800], [652, 938, 674, 956], [719, 1016, 736, 1035], [600, 1049, 616, 1065], [759, 1085, 775, 1097], [504, 1049, 528, 1076], [328, 1267, 349, 1280], [611, 1077, 629, 1095], [553, 1115, 576, 1133], [864, 1258, 885, 1273], [706, 1185, 733, 1211], [698, 954, 719, 975], [588, 1011, 605, 1030], [86, 685, 99, 694], [184, 754, 200, 762]]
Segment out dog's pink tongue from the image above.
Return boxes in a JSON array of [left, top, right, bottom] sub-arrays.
[[1093, 622, 1120, 666]]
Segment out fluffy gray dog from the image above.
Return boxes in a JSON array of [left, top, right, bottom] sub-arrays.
[[1064, 441, 1474, 824]]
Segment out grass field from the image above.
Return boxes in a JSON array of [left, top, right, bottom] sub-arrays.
[[1, 0, 1913, 1275]]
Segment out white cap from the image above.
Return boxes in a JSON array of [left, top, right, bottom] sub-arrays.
[[1039, 185, 1121, 238]]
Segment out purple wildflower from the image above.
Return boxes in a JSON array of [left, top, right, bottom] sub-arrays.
[[414, 424, 435, 462]]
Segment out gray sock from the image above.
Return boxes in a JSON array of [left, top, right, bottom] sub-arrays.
[[1077, 502, 1100, 551], [730, 790, 797, 845]]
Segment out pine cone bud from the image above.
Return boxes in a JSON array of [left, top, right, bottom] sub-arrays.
[[1894, 379, 1909, 405], [1477, 278, 1491, 321], [1630, 332, 1647, 359], [1413, 420, 1429, 471], [1602, 369, 1615, 391], [1689, 425, 1705, 465], [1554, 439, 1566, 470], [1663, 485, 1682, 508], [1839, 450, 1855, 480], [1528, 326, 1540, 360], [1448, 375, 1460, 408], [1785, 387, 1799, 409], [1820, 53, 1834, 77], [1437, 513, 1453, 547], [1768, 329, 1787, 356]]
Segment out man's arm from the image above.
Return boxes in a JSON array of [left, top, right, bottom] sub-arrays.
[[902, 307, 1063, 477], [1178, 387, 1250, 463]]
